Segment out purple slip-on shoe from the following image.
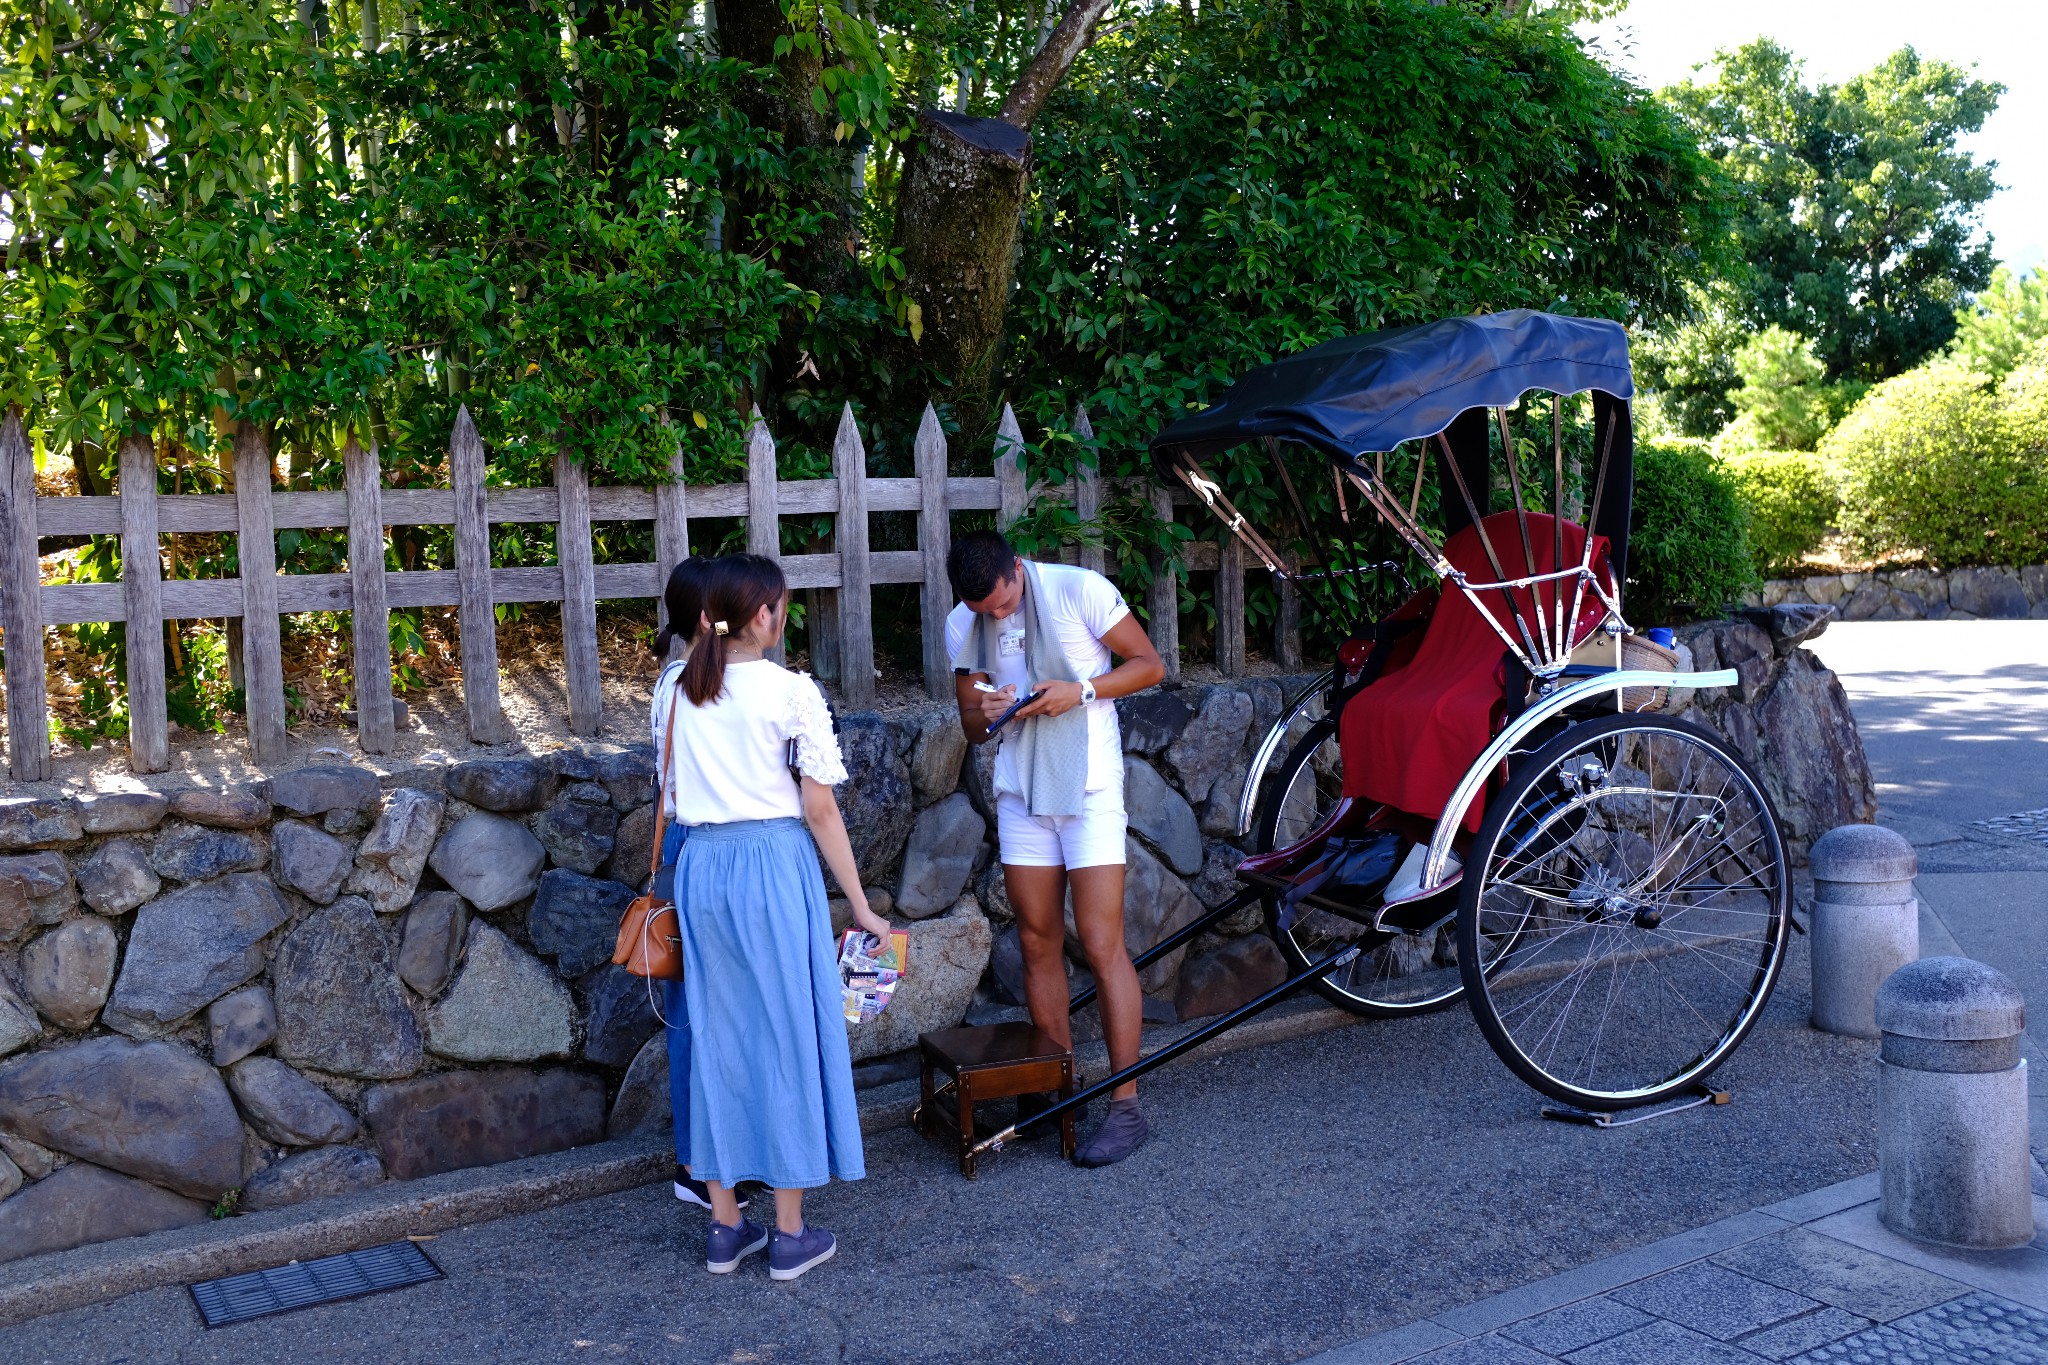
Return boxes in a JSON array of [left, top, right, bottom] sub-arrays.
[[707, 1217, 768, 1273], [768, 1225, 837, 1282]]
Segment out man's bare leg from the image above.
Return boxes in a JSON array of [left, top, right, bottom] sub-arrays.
[[1005, 862, 1141, 1100], [1006, 863, 1074, 1050], [1066, 864, 1140, 1099]]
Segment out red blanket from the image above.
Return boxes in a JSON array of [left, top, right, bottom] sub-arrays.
[[1341, 511, 1611, 833]]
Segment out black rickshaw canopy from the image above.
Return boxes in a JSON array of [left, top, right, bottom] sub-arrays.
[[1147, 308, 1638, 586], [1148, 309, 1633, 465]]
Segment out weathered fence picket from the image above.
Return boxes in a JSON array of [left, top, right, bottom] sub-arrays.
[[118, 433, 169, 773], [1, 410, 49, 781], [1071, 403, 1106, 577], [995, 405, 1028, 530], [234, 425, 289, 765], [652, 437, 690, 669], [1, 398, 1285, 779], [553, 447, 601, 736], [344, 436, 396, 755], [450, 407, 514, 743], [914, 404, 953, 699], [1216, 532, 1246, 678], [1146, 483, 1182, 685], [832, 405, 877, 711], [744, 407, 784, 666]]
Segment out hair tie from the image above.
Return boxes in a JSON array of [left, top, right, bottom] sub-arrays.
[[713, 620, 729, 636]]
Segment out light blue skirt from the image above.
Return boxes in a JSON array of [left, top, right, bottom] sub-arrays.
[[655, 822, 692, 1169], [674, 817, 865, 1189]]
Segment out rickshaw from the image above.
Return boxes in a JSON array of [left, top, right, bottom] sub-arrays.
[[963, 310, 1789, 1162]]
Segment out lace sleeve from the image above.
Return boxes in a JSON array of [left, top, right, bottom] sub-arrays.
[[787, 675, 849, 785]]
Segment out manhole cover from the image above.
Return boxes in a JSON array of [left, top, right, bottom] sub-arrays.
[[1968, 808, 2048, 846], [190, 1240, 443, 1328]]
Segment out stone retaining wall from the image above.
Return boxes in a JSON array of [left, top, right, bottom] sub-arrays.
[[1753, 564, 2048, 621], [0, 625, 1872, 1263]]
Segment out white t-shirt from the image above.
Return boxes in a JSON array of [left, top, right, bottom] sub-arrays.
[[650, 659, 848, 824], [944, 561, 1131, 798]]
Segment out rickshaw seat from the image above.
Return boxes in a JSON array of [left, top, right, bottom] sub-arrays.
[[1339, 511, 1610, 833]]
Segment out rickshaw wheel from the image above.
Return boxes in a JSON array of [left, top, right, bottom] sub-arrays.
[[1252, 718, 1468, 1018], [1456, 713, 1791, 1109]]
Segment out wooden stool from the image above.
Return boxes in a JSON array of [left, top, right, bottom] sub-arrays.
[[916, 1022, 1077, 1177]]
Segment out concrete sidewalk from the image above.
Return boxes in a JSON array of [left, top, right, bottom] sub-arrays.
[[1307, 1174, 2048, 1364]]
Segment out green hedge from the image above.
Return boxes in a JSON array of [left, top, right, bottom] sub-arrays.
[[1821, 361, 2048, 566], [1718, 450, 1841, 575], [1628, 440, 1760, 624]]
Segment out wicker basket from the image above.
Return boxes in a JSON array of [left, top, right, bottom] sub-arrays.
[[1568, 631, 1682, 711]]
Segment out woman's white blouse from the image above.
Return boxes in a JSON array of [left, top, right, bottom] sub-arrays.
[[650, 659, 848, 823]]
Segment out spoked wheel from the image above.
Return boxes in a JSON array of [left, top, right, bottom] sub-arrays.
[[1457, 713, 1790, 1109], [1251, 717, 1467, 1018]]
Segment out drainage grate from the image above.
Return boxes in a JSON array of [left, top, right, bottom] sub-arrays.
[[190, 1240, 443, 1328], [1969, 807, 2048, 847]]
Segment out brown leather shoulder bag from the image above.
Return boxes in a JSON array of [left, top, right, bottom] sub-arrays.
[[613, 681, 683, 980]]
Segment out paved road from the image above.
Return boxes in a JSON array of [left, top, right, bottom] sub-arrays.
[[7, 933, 1874, 1365], [1807, 620, 2048, 1168]]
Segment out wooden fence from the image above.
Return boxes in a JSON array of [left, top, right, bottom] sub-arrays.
[[0, 400, 1290, 782]]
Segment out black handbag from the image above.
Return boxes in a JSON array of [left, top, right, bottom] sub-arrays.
[[1277, 829, 1406, 930]]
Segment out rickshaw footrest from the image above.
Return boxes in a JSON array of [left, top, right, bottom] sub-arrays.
[[1539, 1085, 1731, 1129]]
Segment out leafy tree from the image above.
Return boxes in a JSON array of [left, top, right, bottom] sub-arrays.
[[993, 0, 1730, 636], [1663, 39, 2002, 383], [1947, 267, 2048, 380], [1008, 0, 1731, 467], [1631, 283, 1747, 437], [1714, 326, 1862, 453]]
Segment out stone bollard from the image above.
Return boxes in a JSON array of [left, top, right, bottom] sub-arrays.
[[1809, 824, 1918, 1038], [1876, 957, 2034, 1249]]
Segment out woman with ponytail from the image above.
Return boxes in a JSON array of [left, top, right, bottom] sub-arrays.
[[649, 555, 725, 1214], [659, 552, 888, 1281]]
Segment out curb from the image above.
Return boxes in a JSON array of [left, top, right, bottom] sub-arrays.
[[0, 995, 1363, 1328]]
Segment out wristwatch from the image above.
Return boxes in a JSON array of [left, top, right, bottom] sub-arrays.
[[1079, 678, 1097, 705]]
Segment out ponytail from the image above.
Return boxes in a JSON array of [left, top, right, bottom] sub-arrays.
[[652, 555, 717, 661], [681, 553, 786, 706]]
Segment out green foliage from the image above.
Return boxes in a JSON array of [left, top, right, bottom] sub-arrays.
[[1664, 39, 2001, 384], [1713, 327, 1863, 454], [1822, 359, 2048, 567], [1947, 268, 2048, 381], [1717, 450, 1840, 575], [0, 2, 821, 481], [1006, 0, 1731, 646], [1631, 284, 1747, 438], [1014, 0, 1731, 457], [2, 0, 1746, 692], [1627, 439, 1758, 623]]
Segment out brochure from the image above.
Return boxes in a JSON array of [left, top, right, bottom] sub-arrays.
[[839, 928, 909, 1025]]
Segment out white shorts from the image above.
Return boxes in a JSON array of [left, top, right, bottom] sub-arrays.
[[995, 787, 1128, 870]]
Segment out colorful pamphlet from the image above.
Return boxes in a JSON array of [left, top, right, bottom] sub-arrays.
[[839, 929, 909, 1024]]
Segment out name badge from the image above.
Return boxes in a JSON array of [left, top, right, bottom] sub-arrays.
[[999, 629, 1026, 657]]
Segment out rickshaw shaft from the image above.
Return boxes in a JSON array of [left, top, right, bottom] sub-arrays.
[[969, 940, 1364, 1160], [1064, 886, 1264, 1017]]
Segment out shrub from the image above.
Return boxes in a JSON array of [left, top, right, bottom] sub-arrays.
[[1627, 439, 1760, 624], [1822, 361, 2048, 566], [1719, 450, 1841, 576]]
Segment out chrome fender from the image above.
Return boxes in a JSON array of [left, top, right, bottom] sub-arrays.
[[1421, 668, 1740, 893], [1235, 669, 1336, 838]]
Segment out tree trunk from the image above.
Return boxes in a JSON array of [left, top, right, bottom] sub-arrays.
[[888, 111, 1031, 433], [889, 0, 1112, 433]]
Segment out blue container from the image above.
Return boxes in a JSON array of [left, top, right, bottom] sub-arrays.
[[1646, 626, 1676, 648]]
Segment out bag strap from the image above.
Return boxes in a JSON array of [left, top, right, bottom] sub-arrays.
[[650, 669, 681, 885]]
